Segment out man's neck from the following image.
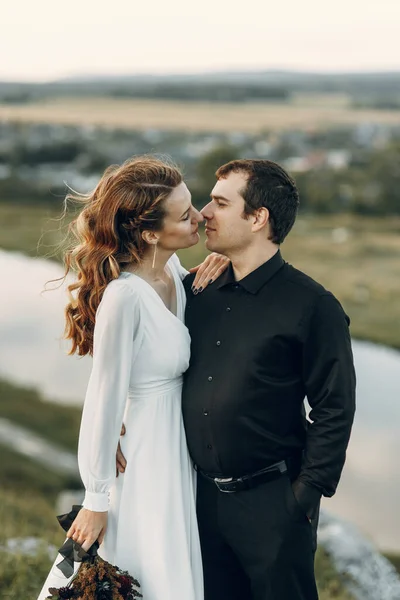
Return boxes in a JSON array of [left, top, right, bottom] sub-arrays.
[[230, 244, 280, 282]]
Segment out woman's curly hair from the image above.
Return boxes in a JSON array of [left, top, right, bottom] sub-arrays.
[[63, 156, 183, 357]]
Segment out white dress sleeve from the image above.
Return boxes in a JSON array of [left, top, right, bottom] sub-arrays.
[[77, 280, 142, 512], [169, 253, 189, 281]]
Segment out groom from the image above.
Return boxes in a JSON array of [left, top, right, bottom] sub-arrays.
[[119, 159, 356, 600]]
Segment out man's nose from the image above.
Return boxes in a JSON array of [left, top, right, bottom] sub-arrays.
[[200, 201, 213, 220]]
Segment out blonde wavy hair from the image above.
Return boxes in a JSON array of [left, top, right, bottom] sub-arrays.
[[63, 156, 183, 357]]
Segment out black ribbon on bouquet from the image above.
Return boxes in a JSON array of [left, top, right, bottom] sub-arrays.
[[55, 505, 99, 578]]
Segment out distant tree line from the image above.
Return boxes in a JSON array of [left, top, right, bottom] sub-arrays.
[[1, 139, 400, 216], [190, 143, 400, 216], [108, 83, 291, 103]]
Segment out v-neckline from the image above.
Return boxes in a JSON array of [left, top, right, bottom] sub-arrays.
[[120, 263, 181, 321]]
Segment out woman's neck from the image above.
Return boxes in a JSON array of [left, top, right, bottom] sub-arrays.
[[125, 248, 175, 282]]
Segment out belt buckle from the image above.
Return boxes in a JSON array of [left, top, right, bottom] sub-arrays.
[[214, 476, 236, 493]]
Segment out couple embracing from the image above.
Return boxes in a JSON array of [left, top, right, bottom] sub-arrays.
[[38, 156, 356, 600]]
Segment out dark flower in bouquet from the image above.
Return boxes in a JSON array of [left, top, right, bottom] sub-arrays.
[[46, 556, 142, 600], [47, 506, 142, 600]]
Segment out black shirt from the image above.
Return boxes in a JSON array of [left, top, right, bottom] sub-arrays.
[[182, 250, 356, 500]]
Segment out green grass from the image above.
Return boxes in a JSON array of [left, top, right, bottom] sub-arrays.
[[0, 488, 64, 599], [315, 548, 354, 599], [0, 379, 81, 453], [0, 482, 356, 600], [384, 553, 400, 574], [0, 201, 67, 260], [0, 444, 80, 500]]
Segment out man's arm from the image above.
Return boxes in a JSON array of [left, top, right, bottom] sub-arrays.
[[294, 292, 356, 517]]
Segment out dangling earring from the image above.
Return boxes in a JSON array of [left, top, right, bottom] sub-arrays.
[[152, 241, 158, 269]]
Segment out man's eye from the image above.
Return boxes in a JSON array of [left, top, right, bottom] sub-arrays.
[[183, 214, 190, 220]]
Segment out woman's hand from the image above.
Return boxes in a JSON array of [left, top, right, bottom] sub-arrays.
[[190, 253, 230, 293], [66, 508, 108, 551]]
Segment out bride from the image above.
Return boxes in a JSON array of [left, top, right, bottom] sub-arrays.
[[37, 156, 227, 600]]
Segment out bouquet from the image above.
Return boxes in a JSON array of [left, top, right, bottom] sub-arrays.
[[46, 506, 142, 600]]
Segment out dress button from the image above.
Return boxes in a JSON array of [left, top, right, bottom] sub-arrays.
[[226, 307, 231, 312], [207, 444, 212, 450], [208, 376, 213, 382], [216, 341, 221, 346]]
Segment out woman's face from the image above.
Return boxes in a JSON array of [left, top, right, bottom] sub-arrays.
[[157, 182, 203, 250]]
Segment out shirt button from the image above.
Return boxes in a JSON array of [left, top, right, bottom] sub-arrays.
[[203, 410, 209, 416], [234, 284, 239, 289], [226, 307, 231, 312], [216, 341, 221, 346], [207, 444, 212, 450], [208, 376, 213, 382]]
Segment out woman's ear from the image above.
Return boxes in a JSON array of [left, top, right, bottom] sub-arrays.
[[141, 230, 159, 245]]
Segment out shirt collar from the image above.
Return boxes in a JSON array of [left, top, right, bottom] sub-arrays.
[[216, 249, 285, 294]]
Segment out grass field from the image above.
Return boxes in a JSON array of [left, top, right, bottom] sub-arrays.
[[1, 94, 400, 133], [2, 202, 400, 349]]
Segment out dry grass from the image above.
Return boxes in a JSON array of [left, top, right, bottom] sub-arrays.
[[1, 95, 399, 133], [280, 214, 400, 349], [178, 213, 400, 350], [1, 203, 399, 349]]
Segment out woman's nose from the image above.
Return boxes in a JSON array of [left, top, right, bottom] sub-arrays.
[[193, 208, 204, 223]]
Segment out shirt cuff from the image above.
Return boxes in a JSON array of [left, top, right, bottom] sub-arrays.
[[82, 491, 109, 512]]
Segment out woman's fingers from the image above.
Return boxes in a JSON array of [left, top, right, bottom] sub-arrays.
[[192, 253, 221, 289], [195, 256, 230, 291], [66, 525, 75, 540], [66, 509, 108, 551], [197, 266, 223, 290], [192, 261, 209, 288]]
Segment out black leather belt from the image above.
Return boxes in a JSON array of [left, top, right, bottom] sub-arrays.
[[198, 460, 288, 493]]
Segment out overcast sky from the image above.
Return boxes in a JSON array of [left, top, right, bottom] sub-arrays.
[[2, 0, 399, 81]]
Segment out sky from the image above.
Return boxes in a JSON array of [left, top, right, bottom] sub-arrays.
[[2, 0, 400, 82]]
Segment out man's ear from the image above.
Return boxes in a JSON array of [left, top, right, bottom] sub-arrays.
[[141, 230, 159, 245], [251, 207, 269, 232]]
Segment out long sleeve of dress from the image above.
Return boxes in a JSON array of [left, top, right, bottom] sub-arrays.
[[78, 280, 142, 512]]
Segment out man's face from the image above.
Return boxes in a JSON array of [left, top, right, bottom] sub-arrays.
[[201, 171, 253, 255]]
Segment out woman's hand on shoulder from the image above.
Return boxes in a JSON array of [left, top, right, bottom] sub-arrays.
[[67, 508, 108, 551], [190, 253, 230, 293]]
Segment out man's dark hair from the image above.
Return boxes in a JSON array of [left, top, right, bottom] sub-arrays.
[[215, 159, 299, 244]]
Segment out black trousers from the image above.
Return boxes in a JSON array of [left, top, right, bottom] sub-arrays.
[[196, 471, 319, 600]]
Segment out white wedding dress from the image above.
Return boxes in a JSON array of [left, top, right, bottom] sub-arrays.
[[38, 254, 203, 600]]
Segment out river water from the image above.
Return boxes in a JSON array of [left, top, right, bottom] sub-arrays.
[[1, 249, 399, 552]]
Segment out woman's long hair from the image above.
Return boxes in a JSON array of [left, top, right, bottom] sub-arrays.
[[63, 156, 183, 357]]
